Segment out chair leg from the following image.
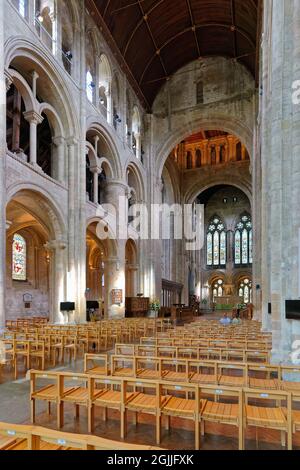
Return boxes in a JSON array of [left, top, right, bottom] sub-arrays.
[[75, 404, 80, 419], [201, 420, 205, 437], [121, 409, 127, 439], [31, 399, 35, 423], [195, 419, 200, 450], [166, 415, 170, 431], [103, 407, 107, 422], [88, 405, 94, 433], [48, 402, 51, 415], [156, 414, 161, 446], [57, 401, 64, 429], [281, 430, 286, 447]]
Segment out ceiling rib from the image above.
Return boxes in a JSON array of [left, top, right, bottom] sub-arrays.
[[139, 23, 256, 85]]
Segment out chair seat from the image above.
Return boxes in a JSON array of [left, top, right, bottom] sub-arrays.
[[163, 371, 188, 382], [202, 400, 239, 423], [245, 405, 287, 429], [190, 373, 216, 384], [137, 369, 162, 379], [161, 396, 196, 416], [62, 387, 89, 403], [85, 366, 107, 375], [32, 384, 75, 401], [113, 367, 134, 377], [126, 392, 169, 412], [93, 390, 133, 406], [249, 378, 278, 390], [218, 375, 245, 387], [281, 381, 300, 392]]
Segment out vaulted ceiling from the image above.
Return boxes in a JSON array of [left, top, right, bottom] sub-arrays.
[[87, 0, 261, 109]]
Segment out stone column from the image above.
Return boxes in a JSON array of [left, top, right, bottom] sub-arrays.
[[135, 132, 141, 160], [91, 168, 99, 205], [0, 0, 6, 329], [106, 247, 126, 318], [52, 136, 65, 183], [23, 111, 44, 166], [45, 240, 67, 324], [260, 0, 300, 361]]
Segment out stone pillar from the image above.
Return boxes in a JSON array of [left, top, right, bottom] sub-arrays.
[[260, 0, 300, 362], [92, 168, 99, 205], [106, 247, 126, 318], [0, 0, 6, 329], [52, 136, 65, 183], [45, 240, 67, 324], [135, 132, 141, 160], [24, 111, 43, 166], [227, 135, 236, 161]]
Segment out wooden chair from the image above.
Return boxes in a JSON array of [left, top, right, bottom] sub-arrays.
[[244, 388, 292, 449], [29, 341, 46, 371], [247, 364, 280, 390], [189, 360, 218, 385], [30, 371, 66, 425], [111, 355, 135, 377], [136, 356, 163, 380], [159, 382, 201, 450], [161, 358, 190, 382], [84, 354, 109, 375], [280, 366, 300, 393], [217, 362, 247, 387], [200, 385, 244, 450], [124, 379, 164, 444], [88, 376, 132, 438], [58, 372, 90, 429]]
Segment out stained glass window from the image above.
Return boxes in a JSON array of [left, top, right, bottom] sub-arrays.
[[212, 279, 224, 299], [86, 71, 94, 103], [12, 234, 27, 281], [19, 0, 26, 17], [206, 216, 226, 267], [207, 233, 213, 266], [238, 279, 252, 304], [234, 214, 252, 265], [213, 231, 219, 266]]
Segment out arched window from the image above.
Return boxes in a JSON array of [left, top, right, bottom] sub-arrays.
[[235, 214, 253, 265], [18, 0, 26, 17], [86, 70, 94, 103], [236, 142, 242, 161], [207, 217, 226, 267], [213, 279, 224, 298], [186, 151, 193, 169], [196, 149, 202, 167], [132, 106, 141, 158], [211, 146, 216, 165], [12, 234, 27, 281], [99, 54, 112, 122], [238, 278, 252, 304]]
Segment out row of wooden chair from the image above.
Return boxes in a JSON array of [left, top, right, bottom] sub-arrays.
[[115, 344, 270, 363], [139, 337, 271, 350], [0, 422, 160, 451], [86, 353, 300, 391], [30, 369, 300, 450]]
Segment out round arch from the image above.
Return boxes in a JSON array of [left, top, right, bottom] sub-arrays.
[[156, 117, 253, 179], [125, 161, 146, 202], [5, 37, 79, 137], [86, 121, 122, 179], [185, 180, 252, 208], [6, 184, 67, 240]]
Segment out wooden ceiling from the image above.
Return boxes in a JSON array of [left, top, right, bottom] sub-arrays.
[[87, 0, 260, 109]]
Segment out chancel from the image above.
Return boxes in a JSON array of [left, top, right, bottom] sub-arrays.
[[0, 0, 300, 454]]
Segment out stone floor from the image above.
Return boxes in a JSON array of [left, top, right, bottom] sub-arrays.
[[1, 313, 299, 450]]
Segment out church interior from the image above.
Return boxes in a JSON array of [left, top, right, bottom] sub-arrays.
[[0, 0, 300, 453]]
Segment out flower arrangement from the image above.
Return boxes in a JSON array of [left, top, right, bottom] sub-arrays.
[[149, 298, 160, 312]]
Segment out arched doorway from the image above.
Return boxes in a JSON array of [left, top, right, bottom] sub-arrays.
[[125, 239, 138, 298], [6, 189, 66, 322]]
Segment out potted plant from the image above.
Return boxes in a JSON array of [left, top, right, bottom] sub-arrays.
[[149, 298, 160, 318]]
